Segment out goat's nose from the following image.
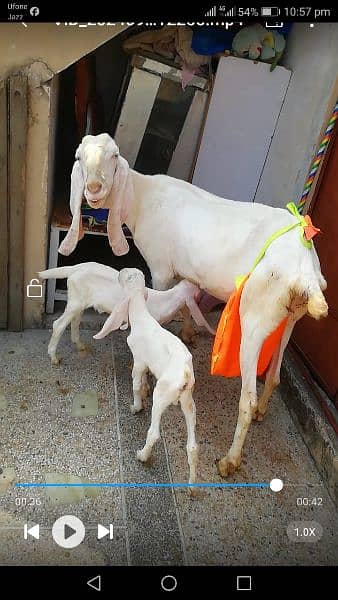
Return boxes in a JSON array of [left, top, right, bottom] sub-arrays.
[[87, 181, 102, 194]]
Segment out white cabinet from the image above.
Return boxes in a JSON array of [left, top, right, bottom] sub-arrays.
[[192, 56, 291, 202]]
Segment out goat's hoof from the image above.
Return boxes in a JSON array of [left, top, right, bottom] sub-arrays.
[[188, 486, 198, 498], [76, 343, 93, 357], [51, 356, 61, 366], [253, 409, 265, 422], [137, 449, 149, 463], [130, 405, 142, 415], [179, 329, 196, 345], [183, 336, 198, 349], [217, 455, 240, 478], [77, 343, 89, 353], [189, 337, 198, 349]]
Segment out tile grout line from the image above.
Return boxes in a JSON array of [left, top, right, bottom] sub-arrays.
[[161, 426, 189, 566], [111, 340, 132, 566]]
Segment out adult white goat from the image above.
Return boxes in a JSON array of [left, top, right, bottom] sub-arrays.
[[39, 262, 214, 365], [58, 133, 328, 478], [93, 268, 198, 488]]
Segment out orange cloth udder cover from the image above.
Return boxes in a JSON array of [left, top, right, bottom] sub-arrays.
[[211, 274, 288, 378]]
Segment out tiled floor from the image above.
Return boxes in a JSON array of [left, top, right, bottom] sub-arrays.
[[0, 325, 337, 566]]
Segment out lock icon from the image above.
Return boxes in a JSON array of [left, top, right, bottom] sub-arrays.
[[26, 278, 43, 298]]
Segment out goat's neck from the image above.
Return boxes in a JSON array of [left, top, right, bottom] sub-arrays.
[[123, 169, 145, 234], [128, 291, 150, 326]]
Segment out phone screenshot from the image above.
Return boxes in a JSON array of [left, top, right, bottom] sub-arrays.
[[0, 2, 337, 595]]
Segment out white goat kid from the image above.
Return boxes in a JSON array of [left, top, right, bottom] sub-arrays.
[[93, 268, 198, 488], [39, 262, 214, 365], [59, 133, 328, 478]]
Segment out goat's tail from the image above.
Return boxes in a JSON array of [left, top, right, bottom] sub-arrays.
[[307, 290, 328, 320], [38, 265, 79, 280], [295, 274, 328, 320]]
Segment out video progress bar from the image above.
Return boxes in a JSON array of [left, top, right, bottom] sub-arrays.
[[16, 482, 270, 489]]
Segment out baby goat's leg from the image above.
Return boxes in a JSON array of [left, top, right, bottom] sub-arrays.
[[48, 306, 80, 365], [131, 362, 148, 414], [180, 389, 198, 487], [137, 381, 173, 462], [71, 310, 87, 351]]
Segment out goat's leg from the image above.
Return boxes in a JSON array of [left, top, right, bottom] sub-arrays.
[[254, 321, 294, 421], [137, 382, 173, 462], [141, 369, 151, 399], [218, 320, 267, 478], [131, 362, 148, 414], [180, 304, 196, 345], [48, 307, 79, 365], [253, 341, 281, 422], [151, 269, 197, 344], [70, 310, 87, 352], [180, 390, 198, 488], [255, 298, 307, 421], [151, 272, 174, 291]]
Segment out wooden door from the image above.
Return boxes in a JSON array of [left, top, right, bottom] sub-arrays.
[[0, 80, 8, 329], [0, 73, 27, 331], [292, 130, 338, 406]]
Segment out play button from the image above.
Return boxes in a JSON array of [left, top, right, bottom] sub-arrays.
[[64, 524, 77, 539], [52, 515, 85, 548]]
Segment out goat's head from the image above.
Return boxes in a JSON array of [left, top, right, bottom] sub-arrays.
[[118, 268, 147, 297], [58, 133, 133, 257], [77, 134, 120, 207], [93, 268, 147, 340]]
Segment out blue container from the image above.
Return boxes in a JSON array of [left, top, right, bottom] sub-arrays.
[[192, 29, 234, 55], [81, 206, 109, 224], [192, 24, 293, 57]]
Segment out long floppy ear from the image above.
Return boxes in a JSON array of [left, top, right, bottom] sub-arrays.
[[185, 296, 216, 335], [107, 156, 132, 256], [58, 160, 84, 256], [93, 298, 129, 340]]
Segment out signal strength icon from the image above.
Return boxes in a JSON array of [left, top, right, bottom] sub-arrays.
[[205, 5, 217, 16], [225, 6, 236, 16]]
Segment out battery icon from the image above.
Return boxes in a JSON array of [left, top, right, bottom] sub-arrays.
[[261, 7, 280, 16]]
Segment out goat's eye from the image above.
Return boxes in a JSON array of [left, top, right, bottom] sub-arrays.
[[113, 152, 119, 159]]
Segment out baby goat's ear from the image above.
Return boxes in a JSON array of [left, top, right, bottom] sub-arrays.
[[93, 298, 129, 339], [58, 160, 84, 256]]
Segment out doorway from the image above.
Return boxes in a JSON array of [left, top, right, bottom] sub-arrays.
[[292, 128, 338, 409]]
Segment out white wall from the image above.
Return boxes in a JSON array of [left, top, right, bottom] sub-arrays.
[[255, 23, 338, 208], [0, 23, 127, 78]]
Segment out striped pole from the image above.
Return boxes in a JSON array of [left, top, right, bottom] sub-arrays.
[[298, 101, 338, 213]]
